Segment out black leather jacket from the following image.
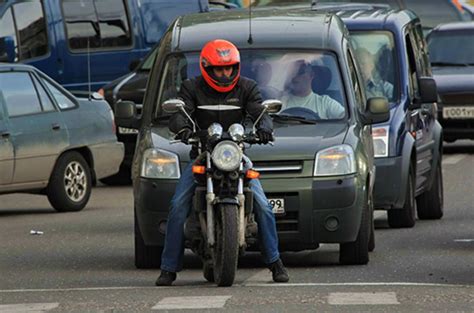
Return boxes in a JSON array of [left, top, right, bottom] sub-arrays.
[[169, 76, 273, 135]]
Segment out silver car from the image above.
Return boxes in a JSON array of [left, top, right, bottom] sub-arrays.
[[0, 63, 124, 212]]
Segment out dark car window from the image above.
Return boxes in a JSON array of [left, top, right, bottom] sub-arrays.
[[155, 50, 347, 121], [347, 50, 365, 112], [140, 48, 158, 72], [31, 75, 55, 112], [0, 8, 19, 62], [62, 0, 132, 51], [0, 72, 42, 117], [427, 29, 474, 65], [42, 78, 76, 110], [13, 0, 49, 60], [351, 31, 398, 104]]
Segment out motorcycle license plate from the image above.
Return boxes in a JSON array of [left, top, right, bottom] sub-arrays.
[[269, 198, 285, 215]]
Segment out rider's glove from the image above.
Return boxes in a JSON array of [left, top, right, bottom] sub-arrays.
[[176, 128, 193, 143], [256, 128, 273, 144]]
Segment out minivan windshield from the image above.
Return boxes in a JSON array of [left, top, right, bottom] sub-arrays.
[[350, 31, 399, 104], [154, 50, 347, 123], [427, 30, 474, 66]]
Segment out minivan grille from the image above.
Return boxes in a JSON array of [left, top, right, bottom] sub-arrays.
[[441, 94, 474, 105], [253, 160, 303, 174], [275, 211, 298, 232]]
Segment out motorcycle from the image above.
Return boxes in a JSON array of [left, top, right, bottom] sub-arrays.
[[162, 99, 282, 287]]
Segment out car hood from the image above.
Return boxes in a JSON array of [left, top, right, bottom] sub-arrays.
[[150, 123, 349, 162], [432, 66, 474, 94]]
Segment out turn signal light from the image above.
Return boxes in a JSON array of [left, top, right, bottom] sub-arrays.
[[246, 169, 260, 179], [192, 165, 206, 174]]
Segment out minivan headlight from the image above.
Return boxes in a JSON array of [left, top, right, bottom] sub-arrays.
[[141, 148, 180, 179], [211, 141, 242, 171], [372, 126, 389, 158], [314, 144, 356, 176]]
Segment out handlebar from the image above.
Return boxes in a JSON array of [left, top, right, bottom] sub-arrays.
[[169, 132, 274, 146]]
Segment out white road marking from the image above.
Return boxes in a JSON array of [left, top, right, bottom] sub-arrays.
[[244, 269, 271, 283], [454, 239, 474, 243], [152, 296, 231, 310], [243, 282, 470, 288], [328, 292, 399, 305], [0, 303, 59, 313], [442, 154, 466, 165]]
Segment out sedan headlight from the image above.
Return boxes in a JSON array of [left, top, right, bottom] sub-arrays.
[[314, 144, 356, 176], [211, 141, 242, 171], [372, 126, 389, 157], [141, 148, 180, 179]]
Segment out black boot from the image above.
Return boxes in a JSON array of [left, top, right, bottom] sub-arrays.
[[269, 259, 289, 283], [155, 270, 177, 286]]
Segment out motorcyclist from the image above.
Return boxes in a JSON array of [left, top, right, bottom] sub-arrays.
[[155, 39, 290, 286]]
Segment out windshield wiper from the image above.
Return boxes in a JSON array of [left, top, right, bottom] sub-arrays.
[[431, 62, 468, 67], [271, 114, 317, 124]]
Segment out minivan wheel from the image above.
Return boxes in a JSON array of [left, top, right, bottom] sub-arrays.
[[388, 164, 416, 228], [135, 210, 163, 269], [339, 200, 370, 265], [417, 160, 443, 219], [47, 152, 92, 212]]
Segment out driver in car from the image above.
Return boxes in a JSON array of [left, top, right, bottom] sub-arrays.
[[281, 60, 345, 119], [155, 39, 290, 286]]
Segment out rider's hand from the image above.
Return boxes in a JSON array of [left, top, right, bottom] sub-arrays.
[[256, 128, 273, 144], [177, 128, 193, 143]]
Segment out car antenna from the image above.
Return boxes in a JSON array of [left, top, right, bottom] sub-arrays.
[[247, 0, 253, 44], [87, 37, 92, 101]]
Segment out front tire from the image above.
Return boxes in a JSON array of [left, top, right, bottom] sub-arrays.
[[213, 204, 239, 287], [417, 160, 443, 220], [47, 152, 92, 212], [388, 164, 416, 228], [135, 210, 163, 269]]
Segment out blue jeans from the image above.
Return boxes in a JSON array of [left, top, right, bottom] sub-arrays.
[[161, 162, 280, 272]]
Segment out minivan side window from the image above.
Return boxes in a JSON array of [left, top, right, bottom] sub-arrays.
[[405, 32, 420, 100], [13, 1, 49, 60], [42, 79, 76, 110], [0, 72, 43, 117], [0, 8, 19, 62], [347, 50, 365, 112], [62, 0, 132, 51]]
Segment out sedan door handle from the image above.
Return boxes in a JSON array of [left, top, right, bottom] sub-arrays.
[[1, 131, 10, 138], [51, 123, 61, 130]]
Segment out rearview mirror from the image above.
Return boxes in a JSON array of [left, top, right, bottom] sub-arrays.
[[0, 36, 16, 62], [262, 99, 282, 114], [162, 99, 185, 114], [114, 100, 140, 129], [419, 77, 438, 103], [363, 97, 390, 125]]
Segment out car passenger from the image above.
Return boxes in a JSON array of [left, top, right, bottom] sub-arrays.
[[281, 60, 345, 119], [355, 47, 394, 100], [251, 58, 281, 99]]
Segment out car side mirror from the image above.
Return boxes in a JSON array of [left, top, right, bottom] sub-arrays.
[[0, 36, 16, 62], [363, 97, 390, 125], [129, 58, 141, 72], [419, 77, 438, 103], [115, 100, 140, 129], [262, 99, 282, 114], [162, 99, 185, 114]]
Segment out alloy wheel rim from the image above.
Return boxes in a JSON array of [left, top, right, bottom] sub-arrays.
[[64, 161, 87, 202]]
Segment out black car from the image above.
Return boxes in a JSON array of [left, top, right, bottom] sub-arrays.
[[427, 22, 474, 142]]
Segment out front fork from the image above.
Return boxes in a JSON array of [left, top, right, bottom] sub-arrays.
[[204, 152, 246, 248]]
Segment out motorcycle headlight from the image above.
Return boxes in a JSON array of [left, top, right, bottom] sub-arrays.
[[208, 123, 223, 139], [211, 141, 242, 171], [228, 123, 245, 141], [141, 148, 180, 179], [372, 126, 389, 158], [314, 144, 356, 176]]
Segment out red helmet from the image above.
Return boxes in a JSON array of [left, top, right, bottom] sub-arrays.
[[200, 39, 240, 93]]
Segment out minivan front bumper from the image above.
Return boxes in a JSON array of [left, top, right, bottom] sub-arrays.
[[135, 173, 366, 251]]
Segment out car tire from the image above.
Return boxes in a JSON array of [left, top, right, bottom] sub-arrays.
[[135, 210, 163, 269], [387, 164, 416, 228], [99, 165, 132, 186], [339, 199, 370, 265], [47, 151, 92, 212], [417, 160, 443, 220]]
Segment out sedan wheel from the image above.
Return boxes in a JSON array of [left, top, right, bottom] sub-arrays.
[[47, 152, 92, 212]]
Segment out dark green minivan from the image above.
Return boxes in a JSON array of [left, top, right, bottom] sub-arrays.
[[116, 9, 389, 268]]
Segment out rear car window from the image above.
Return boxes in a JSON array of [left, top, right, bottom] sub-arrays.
[[427, 29, 474, 66], [0, 72, 42, 116], [155, 50, 347, 121], [42, 79, 76, 109]]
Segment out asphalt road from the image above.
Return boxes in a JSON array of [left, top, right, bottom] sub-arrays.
[[0, 141, 473, 312]]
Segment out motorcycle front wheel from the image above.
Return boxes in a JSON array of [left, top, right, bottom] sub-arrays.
[[213, 203, 239, 287]]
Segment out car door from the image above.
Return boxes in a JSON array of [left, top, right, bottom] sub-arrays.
[[405, 29, 434, 192], [0, 90, 14, 187], [0, 70, 68, 185]]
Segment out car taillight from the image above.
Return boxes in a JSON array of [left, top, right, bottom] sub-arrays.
[[109, 110, 116, 134]]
